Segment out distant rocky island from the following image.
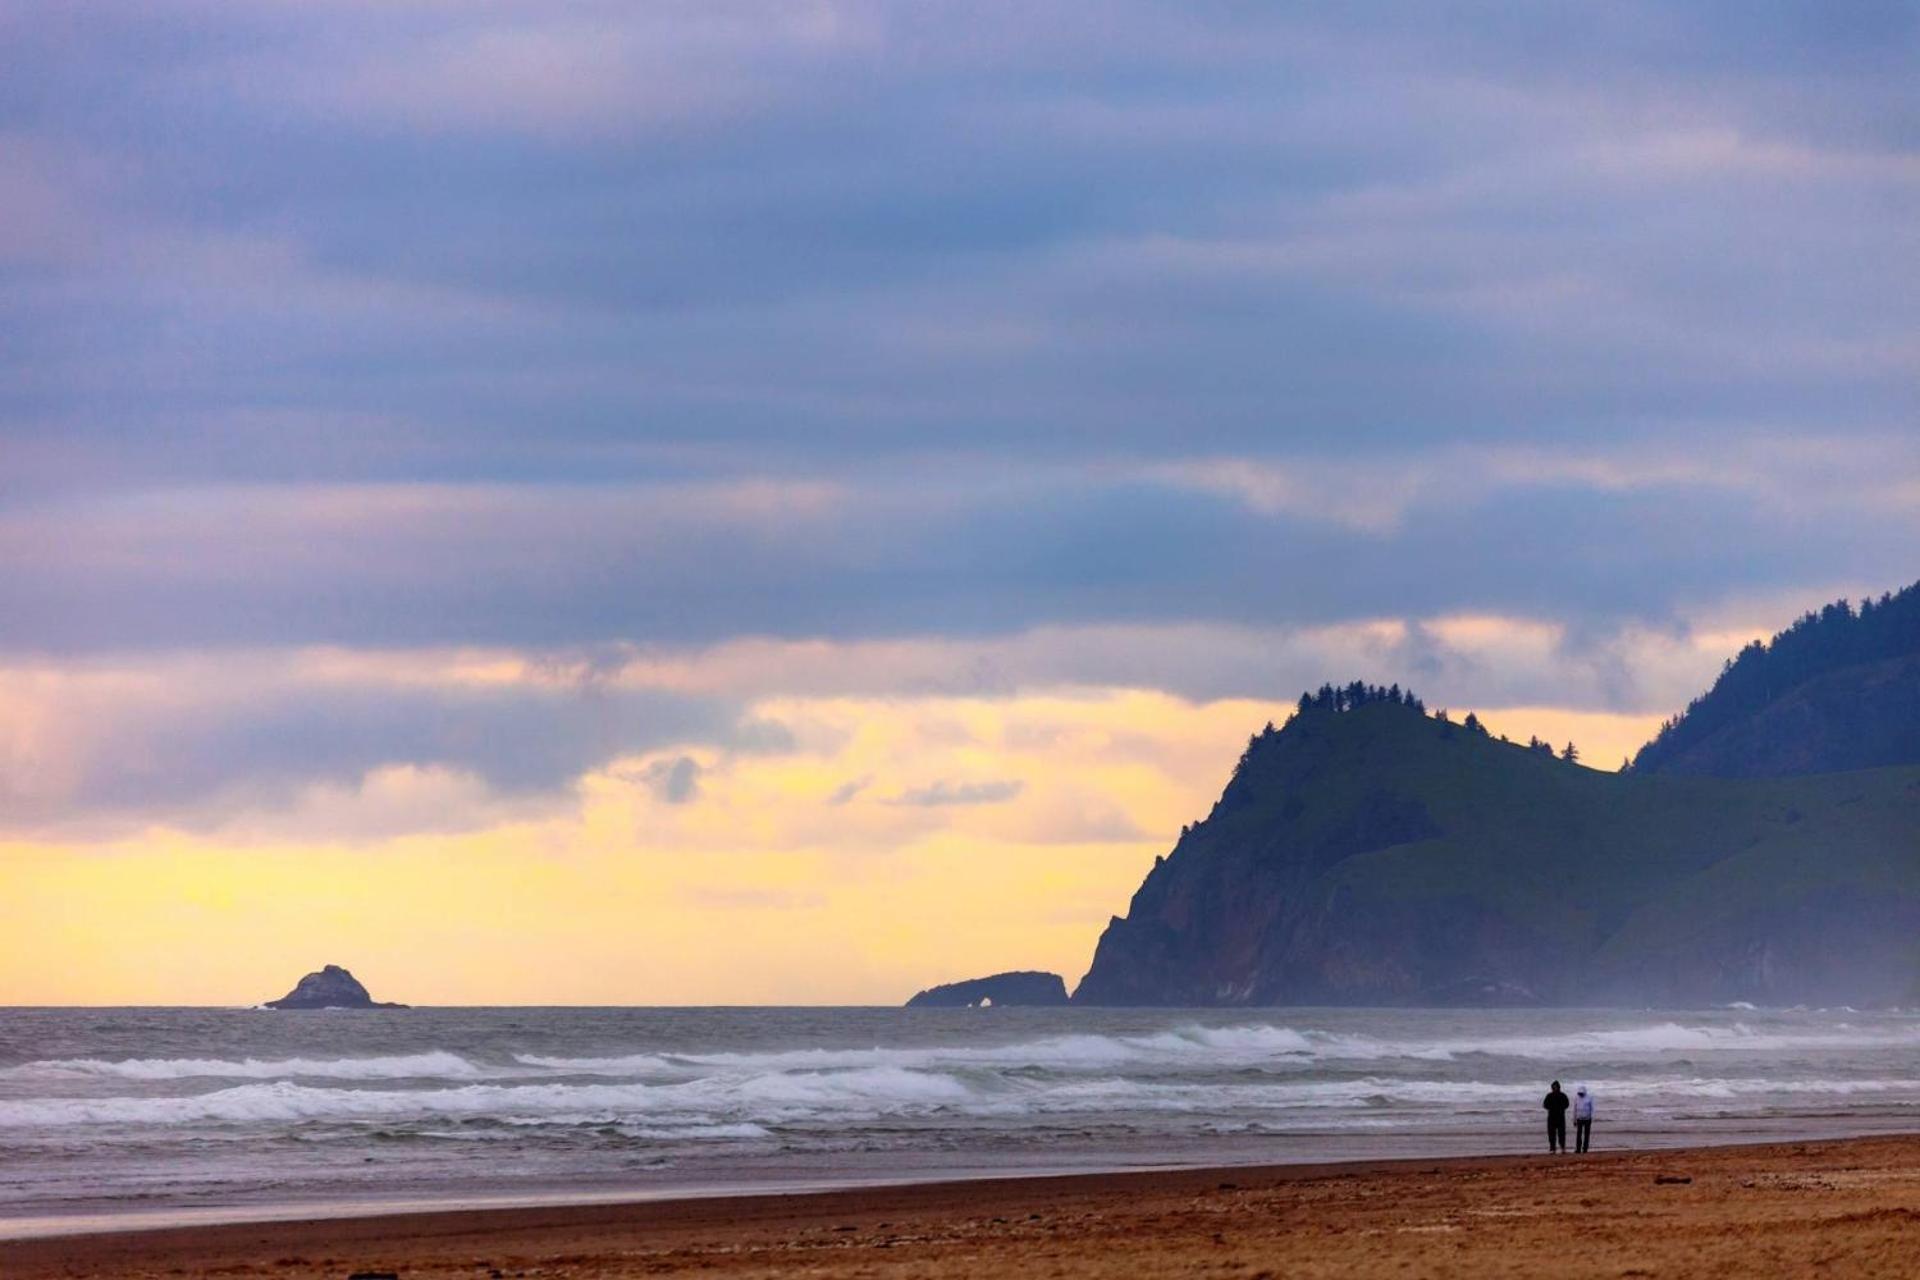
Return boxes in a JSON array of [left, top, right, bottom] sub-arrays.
[[1071, 580, 1920, 1008], [264, 964, 407, 1010], [906, 970, 1069, 1008]]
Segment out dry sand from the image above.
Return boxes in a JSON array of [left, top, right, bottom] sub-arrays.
[[6, 1134, 1918, 1278]]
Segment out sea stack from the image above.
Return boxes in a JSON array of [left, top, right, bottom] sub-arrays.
[[264, 964, 407, 1009], [905, 970, 1069, 1008]]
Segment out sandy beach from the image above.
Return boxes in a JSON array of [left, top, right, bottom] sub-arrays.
[[6, 1134, 1917, 1279]]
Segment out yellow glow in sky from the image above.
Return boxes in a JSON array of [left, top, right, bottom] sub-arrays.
[[0, 692, 1258, 1005], [0, 689, 1664, 1006]]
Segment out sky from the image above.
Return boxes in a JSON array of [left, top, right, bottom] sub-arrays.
[[2, 2, 1916, 1004]]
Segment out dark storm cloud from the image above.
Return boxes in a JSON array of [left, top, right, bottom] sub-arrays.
[[1, 3, 1916, 828], [0, 671, 758, 833], [2, 456, 1914, 653], [5, 2, 1914, 486]]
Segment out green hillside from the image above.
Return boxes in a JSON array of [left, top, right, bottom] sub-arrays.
[[1074, 695, 1920, 1007], [1634, 580, 1920, 776]]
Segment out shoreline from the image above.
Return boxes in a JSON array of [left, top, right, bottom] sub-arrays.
[[7, 1133, 1918, 1278], [8, 1123, 1916, 1244]]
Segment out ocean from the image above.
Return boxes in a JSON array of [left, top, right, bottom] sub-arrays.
[[2, 1006, 1916, 1237]]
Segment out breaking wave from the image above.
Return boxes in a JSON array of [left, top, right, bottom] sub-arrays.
[[516, 1019, 1920, 1078], [9, 1018, 1919, 1101], [4, 1064, 1912, 1131], [2, 1007, 1916, 1227], [0, 1051, 487, 1083]]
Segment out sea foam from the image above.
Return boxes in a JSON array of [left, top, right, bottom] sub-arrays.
[[0, 1051, 488, 1083], [3, 1007, 1916, 1226]]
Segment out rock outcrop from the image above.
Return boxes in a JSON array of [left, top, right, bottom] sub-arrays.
[[264, 964, 406, 1009], [906, 970, 1070, 1008]]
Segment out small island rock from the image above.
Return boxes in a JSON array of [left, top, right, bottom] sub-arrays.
[[906, 970, 1069, 1008], [264, 964, 407, 1010]]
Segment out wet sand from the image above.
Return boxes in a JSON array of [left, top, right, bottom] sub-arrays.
[[6, 1134, 1918, 1278]]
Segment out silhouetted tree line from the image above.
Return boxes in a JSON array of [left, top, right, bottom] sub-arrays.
[[1223, 681, 1583, 802], [1225, 682, 1428, 794], [1295, 681, 1427, 716], [1221, 679, 1582, 809], [1630, 580, 1920, 773]]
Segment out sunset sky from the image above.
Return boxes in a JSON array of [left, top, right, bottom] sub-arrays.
[[3, 3, 1916, 1004]]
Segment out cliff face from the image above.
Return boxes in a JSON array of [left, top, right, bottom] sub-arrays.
[[1073, 701, 1920, 1008], [265, 964, 406, 1009], [906, 971, 1070, 1007]]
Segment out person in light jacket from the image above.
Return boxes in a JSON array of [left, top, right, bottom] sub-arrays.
[[1573, 1084, 1594, 1153]]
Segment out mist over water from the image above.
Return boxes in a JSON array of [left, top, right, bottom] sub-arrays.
[[2, 1006, 1916, 1235]]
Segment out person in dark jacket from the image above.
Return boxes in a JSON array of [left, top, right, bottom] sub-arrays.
[[1542, 1081, 1570, 1153]]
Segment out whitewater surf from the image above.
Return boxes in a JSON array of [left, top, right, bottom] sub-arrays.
[[2, 1006, 1916, 1235]]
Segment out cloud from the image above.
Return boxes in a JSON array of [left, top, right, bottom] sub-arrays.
[[641, 755, 704, 805], [4, 3, 1913, 481], [887, 778, 1026, 807], [1, 3, 1915, 844], [0, 582, 1867, 840], [0, 651, 759, 836], [3, 439, 1915, 656], [826, 776, 871, 806]]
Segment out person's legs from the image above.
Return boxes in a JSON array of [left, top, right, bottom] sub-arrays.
[[1575, 1118, 1590, 1153], [1548, 1116, 1565, 1152]]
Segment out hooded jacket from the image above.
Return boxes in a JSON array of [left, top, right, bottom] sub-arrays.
[[1573, 1087, 1594, 1122]]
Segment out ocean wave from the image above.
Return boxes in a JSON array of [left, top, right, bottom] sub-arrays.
[[511, 1019, 1920, 1082], [11, 1018, 1914, 1098], [6, 1059, 1907, 1132], [1428, 1021, 1920, 1060], [0, 1051, 490, 1083], [516, 1026, 1345, 1078], [512, 1052, 679, 1075], [0, 1063, 986, 1129]]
